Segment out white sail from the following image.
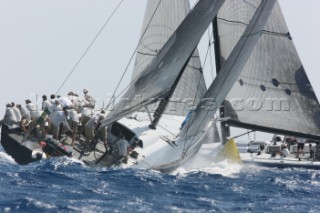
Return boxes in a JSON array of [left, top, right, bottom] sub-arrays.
[[100, 0, 225, 128], [217, 0, 320, 140], [132, 0, 207, 116]]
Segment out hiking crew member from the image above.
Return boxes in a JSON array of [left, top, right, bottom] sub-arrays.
[[80, 107, 94, 135], [49, 100, 70, 139], [11, 102, 22, 122], [67, 107, 80, 146], [42, 95, 52, 111], [84, 114, 104, 144], [83, 89, 95, 109], [17, 104, 30, 132], [2, 103, 18, 128]]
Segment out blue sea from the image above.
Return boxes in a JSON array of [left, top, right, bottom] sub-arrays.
[[0, 146, 320, 213]]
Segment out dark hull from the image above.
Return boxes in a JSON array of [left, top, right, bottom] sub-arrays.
[[1, 125, 40, 164]]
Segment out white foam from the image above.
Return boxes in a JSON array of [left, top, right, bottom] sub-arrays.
[[0, 151, 17, 164]]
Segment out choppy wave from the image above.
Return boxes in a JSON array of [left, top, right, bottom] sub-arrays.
[[1, 147, 320, 212]]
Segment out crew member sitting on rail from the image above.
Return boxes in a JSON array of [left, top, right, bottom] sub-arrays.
[[11, 102, 22, 123], [83, 89, 95, 109], [81, 107, 94, 135], [49, 100, 70, 139], [17, 104, 30, 132], [2, 103, 19, 128], [67, 107, 80, 146]]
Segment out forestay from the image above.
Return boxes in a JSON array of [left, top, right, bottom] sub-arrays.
[[132, 0, 207, 116], [100, 0, 225, 128], [217, 0, 320, 140]]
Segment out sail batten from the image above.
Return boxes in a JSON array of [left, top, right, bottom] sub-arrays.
[[100, 0, 225, 128], [217, 0, 320, 139]]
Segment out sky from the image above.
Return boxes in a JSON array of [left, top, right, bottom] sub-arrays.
[[0, 0, 319, 119]]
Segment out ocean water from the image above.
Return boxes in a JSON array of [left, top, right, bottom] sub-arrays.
[[1, 147, 320, 213]]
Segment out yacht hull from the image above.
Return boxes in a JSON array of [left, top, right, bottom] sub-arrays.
[[241, 153, 320, 170], [1, 125, 41, 164]]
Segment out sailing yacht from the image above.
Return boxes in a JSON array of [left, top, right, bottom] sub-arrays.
[[80, 0, 320, 171], [90, 0, 320, 171], [2, 0, 320, 171]]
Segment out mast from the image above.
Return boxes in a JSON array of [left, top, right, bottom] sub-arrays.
[[212, 16, 230, 144], [149, 56, 192, 129]]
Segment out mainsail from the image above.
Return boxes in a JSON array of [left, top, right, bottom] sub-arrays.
[[216, 0, 320, 140], [101, 0, 225, 128], [132, 0, 206, 116]]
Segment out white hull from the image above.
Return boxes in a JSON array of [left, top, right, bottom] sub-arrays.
[[241, 153, 320, 169], [118, 113, 219, 172], [82, 112, 222, 173], [238, 140, 320, 170]]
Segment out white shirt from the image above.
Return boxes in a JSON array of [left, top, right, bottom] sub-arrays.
[[116, 139, 130, 157], [42, 100, 52, 111], [19, 106, 31, 120], [72, 96, 85, 109], [81, 107, 94, 119], [50, 110, 68, 127], [26, 103, 36, 111], [3, 107, 18, 126], [12, 106, 22, 121], [30, 110, 43, 121], [84, 93, 95, 108], [282, 148, 290, 157], [49, 102, 66, 126], [297, 138, 305, 144], [69, 109, 80, 123], [49, 98, 56, 105], [58, 96, 73, 108]]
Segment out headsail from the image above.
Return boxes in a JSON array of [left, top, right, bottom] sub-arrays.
[[152, 0, 276, 171], [101, 0, 225, 128], [217, 0, 320, 140], [132, 0, 207, 116]]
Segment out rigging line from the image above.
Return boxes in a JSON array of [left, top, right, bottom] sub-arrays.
[[191, 30, 213, 107], [182, 28, 214, 154], [208, 27, 215, 81], [105, 0, 163, 110], [184, 0, 270, 152], [182, 26, 217, 155], [55, 0, 125, 95]]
